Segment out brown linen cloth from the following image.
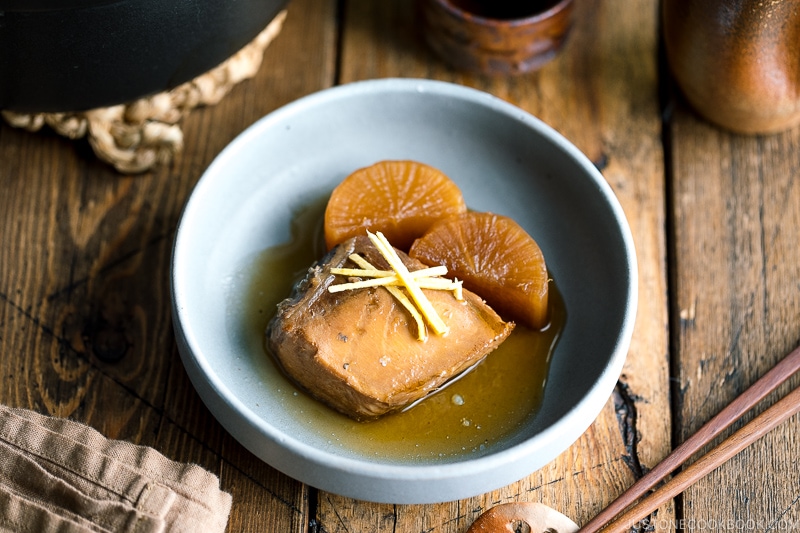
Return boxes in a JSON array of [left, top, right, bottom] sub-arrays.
[[0, 405, 231, 533]]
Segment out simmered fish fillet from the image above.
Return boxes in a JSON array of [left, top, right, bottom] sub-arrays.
[[267, 236, 514, 421]]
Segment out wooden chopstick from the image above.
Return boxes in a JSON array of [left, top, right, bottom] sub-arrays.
[[598, 382, 800, 532], [579, 343, 800, 533]]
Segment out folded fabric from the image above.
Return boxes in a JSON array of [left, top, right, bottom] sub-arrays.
[[0, 405, 231, 533]]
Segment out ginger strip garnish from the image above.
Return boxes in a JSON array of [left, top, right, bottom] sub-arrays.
[[368, 231, 450, 336], [331, 265, 447, 279], [327, 233, 463, 340], [345, 251, 430, 341], [328, 264, 459, 293]]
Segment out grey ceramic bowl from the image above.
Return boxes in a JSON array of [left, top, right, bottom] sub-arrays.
[[171, 78, 637, 504]]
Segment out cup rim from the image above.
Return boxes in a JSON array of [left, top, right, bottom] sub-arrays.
[[430, 0, 574, 27]]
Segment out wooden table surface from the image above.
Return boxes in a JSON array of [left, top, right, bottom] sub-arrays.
[[2, 1, 799, 531]]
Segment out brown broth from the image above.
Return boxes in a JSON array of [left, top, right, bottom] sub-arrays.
[[241, 198, 566, 461]]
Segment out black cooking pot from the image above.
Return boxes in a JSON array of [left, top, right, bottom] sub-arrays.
[[0, 0, 290, 112]]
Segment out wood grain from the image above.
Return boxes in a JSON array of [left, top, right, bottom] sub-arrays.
[[316, 0, 673, 531], [601, 383, 800, 533], [4, 0, 797, 531], [0, 0, 337, 531], [668, 73, 800, 533], [581, 345, 800, 532]]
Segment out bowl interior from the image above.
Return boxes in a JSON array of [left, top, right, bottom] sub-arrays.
[[172, 78, 636, 500]]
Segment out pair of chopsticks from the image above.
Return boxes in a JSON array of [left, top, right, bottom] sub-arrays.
[[579, 343, 800, 533]]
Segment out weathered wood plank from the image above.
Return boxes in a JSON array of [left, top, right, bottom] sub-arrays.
[[316, 0, 672, 531], [0, 0, 339, 531], [668, 91, 800, 531]]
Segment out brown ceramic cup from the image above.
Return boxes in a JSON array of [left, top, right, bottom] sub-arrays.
[[419, 0, 575, 76], [663, 0, 800, 134]]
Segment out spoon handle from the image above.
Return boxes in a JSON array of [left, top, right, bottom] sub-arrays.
[[579, 343, 800, 532]]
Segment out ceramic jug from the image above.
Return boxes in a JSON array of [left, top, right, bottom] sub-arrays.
[[662, 0, 800, 134]]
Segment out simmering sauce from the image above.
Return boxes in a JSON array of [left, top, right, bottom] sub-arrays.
[[241, 197, 566, 461]]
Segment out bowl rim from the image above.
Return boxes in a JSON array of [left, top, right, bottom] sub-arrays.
[[171, 77, 638, 502]]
